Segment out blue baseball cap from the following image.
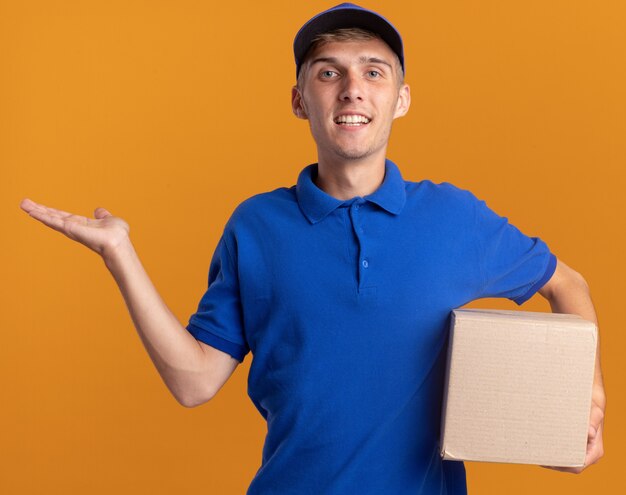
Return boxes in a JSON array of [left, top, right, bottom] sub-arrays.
[[293, 3, 405, 78]]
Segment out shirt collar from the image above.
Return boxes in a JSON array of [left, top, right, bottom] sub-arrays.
[[296, 159, 407, 224]]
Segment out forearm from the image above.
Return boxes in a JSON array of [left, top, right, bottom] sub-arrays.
[[103, 237, 213, 405]]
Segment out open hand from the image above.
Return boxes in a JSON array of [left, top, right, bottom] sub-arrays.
[[20, 198, 130, 259]]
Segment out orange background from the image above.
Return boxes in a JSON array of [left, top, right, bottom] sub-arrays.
[[1, 1, 624, 493]]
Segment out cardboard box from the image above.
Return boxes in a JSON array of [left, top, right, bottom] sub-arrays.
[[440, 309, 597, 467]]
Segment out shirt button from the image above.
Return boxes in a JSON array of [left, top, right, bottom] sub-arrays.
[[362, 259, 369, 268], [355, 204, 360, 210], [359, 227, 364, 233]]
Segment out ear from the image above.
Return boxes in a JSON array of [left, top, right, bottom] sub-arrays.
[[393, 83, 411, 119], [291, 86, 308, 120]]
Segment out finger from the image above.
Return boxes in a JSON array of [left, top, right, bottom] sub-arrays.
[[45, 205, 74, 217], [26, 206, 70, 233], [27, 206, 78, 226], [19, 198, 54, 214], [21, 198, 74, 219], [584, 445, 601, 466], [583, 425, 603, 466], [35, 202, 76, 218], [20, 198, 37, 212], [589, 404, 604, 431], [94, 207, 112, 219]]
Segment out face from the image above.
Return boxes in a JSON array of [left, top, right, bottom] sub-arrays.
[[292, 38, 410, 164]]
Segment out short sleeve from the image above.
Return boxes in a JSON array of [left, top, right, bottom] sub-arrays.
[[473, 196, 557, 305], [186, 235, 250, 363]]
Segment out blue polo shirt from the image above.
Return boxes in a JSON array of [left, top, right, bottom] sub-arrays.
[[187, 159, 557, 494]]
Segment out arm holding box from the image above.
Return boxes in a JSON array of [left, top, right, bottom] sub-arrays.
[[538, 258, 606, 474]]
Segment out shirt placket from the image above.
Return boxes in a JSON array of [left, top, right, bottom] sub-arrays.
[[348, 198, 371, 292]]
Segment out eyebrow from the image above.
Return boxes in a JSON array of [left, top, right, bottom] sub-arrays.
[[309, 56, 393, 69]]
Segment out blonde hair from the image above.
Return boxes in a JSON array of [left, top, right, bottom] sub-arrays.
[[296, 27, 404, 89]]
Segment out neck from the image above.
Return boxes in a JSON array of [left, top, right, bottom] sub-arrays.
[[314, 152, 387, 201]]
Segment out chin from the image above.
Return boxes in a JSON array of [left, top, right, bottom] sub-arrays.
[[339, 152, 371, 160], [334, 146, 378, 161]]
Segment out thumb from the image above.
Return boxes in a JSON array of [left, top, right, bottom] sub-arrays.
[[94, 207, 112, 219]]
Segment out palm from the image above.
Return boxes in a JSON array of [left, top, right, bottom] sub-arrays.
[[20, 198, 130, 257]]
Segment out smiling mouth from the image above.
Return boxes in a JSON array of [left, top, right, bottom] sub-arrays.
[[334, 115, 371, 126]]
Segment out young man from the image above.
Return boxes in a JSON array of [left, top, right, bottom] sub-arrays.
[[21, 3, 604, 494]]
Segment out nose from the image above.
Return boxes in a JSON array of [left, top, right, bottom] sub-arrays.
[[339, 70, 364, 102]]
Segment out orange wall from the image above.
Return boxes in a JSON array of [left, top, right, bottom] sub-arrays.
[[1, 1, 624, 493]]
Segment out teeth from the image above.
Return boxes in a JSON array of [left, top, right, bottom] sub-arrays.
[[335, 115, 371, 124]]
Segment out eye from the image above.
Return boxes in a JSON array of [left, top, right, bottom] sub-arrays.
[[320, 70, 338, 79], [367, 70, 381, 78]]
